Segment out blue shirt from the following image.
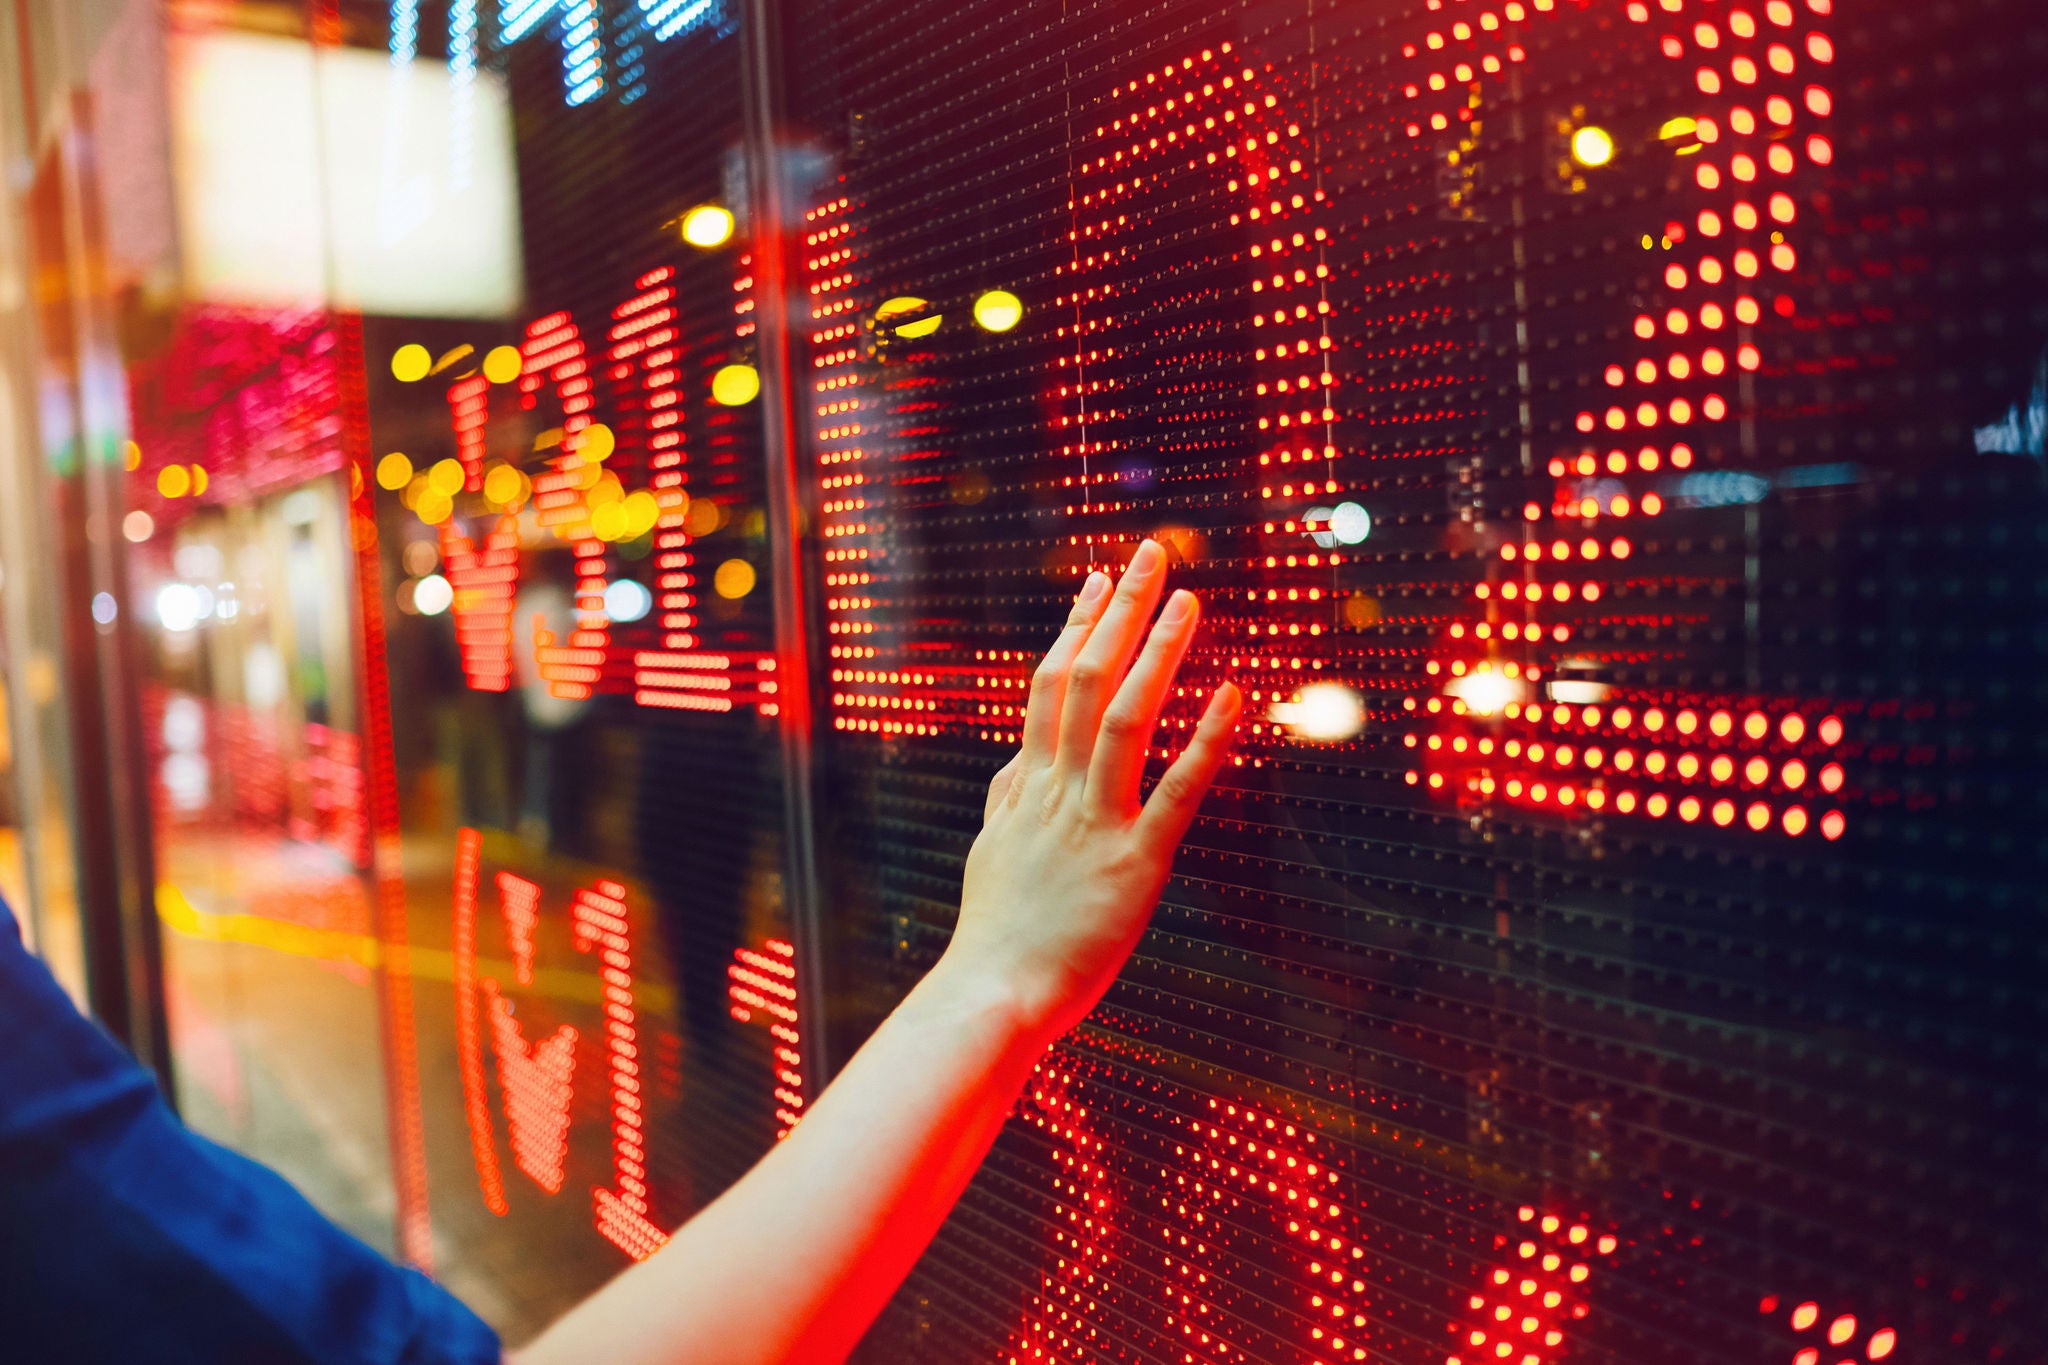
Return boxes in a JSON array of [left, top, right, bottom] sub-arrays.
[[0, 898, 501, 1364]]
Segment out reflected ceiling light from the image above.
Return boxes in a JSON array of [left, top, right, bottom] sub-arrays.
[[681, 204, 735, 248], [876, 296, 942, 339], [972, 289, 1024, 332], [1270, 682, 1366, 742], [711, 363, 761, 406], [604, 578, 653, 623], [1570, 125, 1616, 168], [413, 573, 454, 616], [391, 343, 432, 382]]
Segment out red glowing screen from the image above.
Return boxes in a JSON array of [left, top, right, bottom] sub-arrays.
[[123, 0, 2037, 1356]]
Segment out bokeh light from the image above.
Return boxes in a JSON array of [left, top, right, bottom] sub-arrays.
[[377, 452, 415, 490], [713, 558, 757, 599], [972, 289, 1024, 332], [681, 203, 735, 248], [712, 364, 761, 406], [391, 343, 432, 382], [412, 573, 453, 616], [483, 345, 524, 384], [1570, 125, 1616, 167], [604, 578, 653, 622]]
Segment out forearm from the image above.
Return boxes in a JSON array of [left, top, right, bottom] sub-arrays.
[[514, 956, 1052, 1365]]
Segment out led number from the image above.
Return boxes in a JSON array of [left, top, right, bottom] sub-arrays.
[[451, 827, 670, 1260]]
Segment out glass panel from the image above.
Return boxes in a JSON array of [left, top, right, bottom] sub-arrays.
[[781, 1, 2046, 1361]]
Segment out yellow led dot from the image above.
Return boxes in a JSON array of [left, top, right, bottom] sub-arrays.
[[713, 558, 757, 599], [711, 363, 761, 406], [482, 345, 523, 385], [681, 203, 735, 248], [972, 289, 1024, 332], [157, 465, 191, 499], [376, 452, 415, 491], [391, 344, 432, 383], [428, 458, 466, 495], [483, 464, 524, 506]]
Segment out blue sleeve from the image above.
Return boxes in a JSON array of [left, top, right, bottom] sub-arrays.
[[0, 899, 502, 1365]]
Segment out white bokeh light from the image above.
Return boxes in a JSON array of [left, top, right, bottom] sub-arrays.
[[604, 578, 653, 623]]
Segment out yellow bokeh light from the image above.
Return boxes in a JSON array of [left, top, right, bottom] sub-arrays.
[[576, 423, 616, 462], [622, 490, 661, 538], [157, 465, 191, 499], [123, 440, 142, 471], [428, 458, 466, 495], [190, 465, 209, 497], [590, 502, 628, 542], [972, 289, 1024, 333], [588, 472, 624, 507], [1570, 125, 1616, 168], [713, 558, 756, 599], [876, 296, 941, 339], [391, 344, 432, 383], [711, 363, 761, 406], [415, 488, 454, 525], [376, 452, 415, 491], [684, 498, 723, 537], [483, 464, 525, 506], [681, 204, 735, 248], [483, 345, 524, 385]]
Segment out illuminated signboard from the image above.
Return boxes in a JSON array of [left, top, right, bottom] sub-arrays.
[[168, 32, 523, 317]]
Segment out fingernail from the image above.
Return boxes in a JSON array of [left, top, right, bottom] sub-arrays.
[[1129, 539, 1163, 575], [1159, 588, 1194, 624], [1078, 571, 1109, 604]]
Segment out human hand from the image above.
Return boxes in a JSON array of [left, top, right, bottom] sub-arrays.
[[939, 539, 1242, 1044]]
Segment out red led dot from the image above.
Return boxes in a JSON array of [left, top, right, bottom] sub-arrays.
[[1820, 811, 1846, 840], [1791, 1303, 1820, 1332], [1782, 806, 1809, 836], [1867, 1328, 1897, 1360]]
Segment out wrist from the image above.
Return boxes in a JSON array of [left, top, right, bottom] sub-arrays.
[[910, 951, 1064, 1057]]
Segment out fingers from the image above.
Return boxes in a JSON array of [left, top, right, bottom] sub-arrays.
[[1135, 682, 1241, 852], [984, 755, 1021, 822], [1084, 589, 1199, 818], [1055, 540, 1169, 775], [1017, 571, 1112, 771]]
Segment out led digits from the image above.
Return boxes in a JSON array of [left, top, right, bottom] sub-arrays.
[[394, 2, 724, 111], [1068, 43, 1345, 756], [573, 881, 670, 1260], [1445, 1208, 1618, 1365], [726, 939, 805, 1138], [1401, 0, 1851, 840]]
